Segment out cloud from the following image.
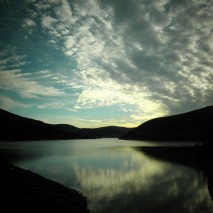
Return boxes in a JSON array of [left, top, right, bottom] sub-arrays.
[[70, 67, 168, 125], [1, 0, 212, 127], [54, 0, 75, 24], [0, 95, 30, 110], [78, 1, 211, 108], [0, 51, 28, 68], [0, 70, 65, 98], [41, 16, 57, 28], [28, 0, 211, 122], [22, 18, 36, 28]]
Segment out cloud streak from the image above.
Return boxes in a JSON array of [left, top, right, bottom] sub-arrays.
[[0, 95, 30, 110], [0, 69, 65, 98]]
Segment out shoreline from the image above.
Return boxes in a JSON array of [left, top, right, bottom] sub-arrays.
[[0, 161, 89, 212]]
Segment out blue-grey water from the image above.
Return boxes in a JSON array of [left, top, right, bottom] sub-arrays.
[[0, 139, 212, 213]]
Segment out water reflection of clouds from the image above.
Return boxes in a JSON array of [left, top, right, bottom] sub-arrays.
[[84, 154, 210, 211], [73, 149, 165, 188], [69, 149, 213, 213], [14, 143, 213, 213]]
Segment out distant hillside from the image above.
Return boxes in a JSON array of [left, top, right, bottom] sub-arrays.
[[55, 124, 132, 138], [0, 109, 85, 141], [81, 126, 132, 138], [120, 106, 213, 142], [0, 109, 131, 141]]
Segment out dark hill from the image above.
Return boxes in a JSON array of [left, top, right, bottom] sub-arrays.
[[55, 124, 132, 138], [80, 126, 132, 138], [0, 109, 131, 141], [120, 106, 213, 142], [0, 109, 85, 141]]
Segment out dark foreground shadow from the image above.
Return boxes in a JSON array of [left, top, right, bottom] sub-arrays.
[[0, 161, 89, 213], [137, 145, 213, 202]]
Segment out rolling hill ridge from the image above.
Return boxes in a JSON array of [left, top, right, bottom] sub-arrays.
[[0, 109, 131, 141], [120, 106, 213, 142]]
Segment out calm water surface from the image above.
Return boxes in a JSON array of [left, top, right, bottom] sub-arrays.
[[0, 139, 213, 213]]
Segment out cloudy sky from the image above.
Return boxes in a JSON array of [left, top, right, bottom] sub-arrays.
[[0, 0, 212, 128]]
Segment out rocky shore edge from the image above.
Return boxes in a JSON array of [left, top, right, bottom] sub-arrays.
[[0, 161, 89, 213]]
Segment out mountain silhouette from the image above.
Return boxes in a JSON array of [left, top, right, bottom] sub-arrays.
[[120, 106, 212, 142], [0, 109, 131, 141], [0, 109, 85, 141], [54, 124, 132, 138]]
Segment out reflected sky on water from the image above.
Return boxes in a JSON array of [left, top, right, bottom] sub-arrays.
[[0, 139, 212, 213]]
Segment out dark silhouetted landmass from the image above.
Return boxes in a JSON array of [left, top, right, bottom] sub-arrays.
[[81, 126, 132, 138], [0, 109, 131, 141], [120, 106, 213, 142], [0, 109, 86, 141], [0, 161, 89, 213], [55, 124, 132, 138]]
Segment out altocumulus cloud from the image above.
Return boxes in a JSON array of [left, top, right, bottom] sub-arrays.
[[0, 0, 212, 127]]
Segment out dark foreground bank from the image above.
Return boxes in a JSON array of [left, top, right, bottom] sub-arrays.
[[0, 161, 89, 213]]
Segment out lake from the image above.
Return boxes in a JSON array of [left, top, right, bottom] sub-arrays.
[[0, 139, 213, 213]]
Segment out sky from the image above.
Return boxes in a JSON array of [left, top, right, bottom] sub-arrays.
[[0, 0, 212, 128]]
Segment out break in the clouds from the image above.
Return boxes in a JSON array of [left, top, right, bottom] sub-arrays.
[[0, 0, 212, 127]]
